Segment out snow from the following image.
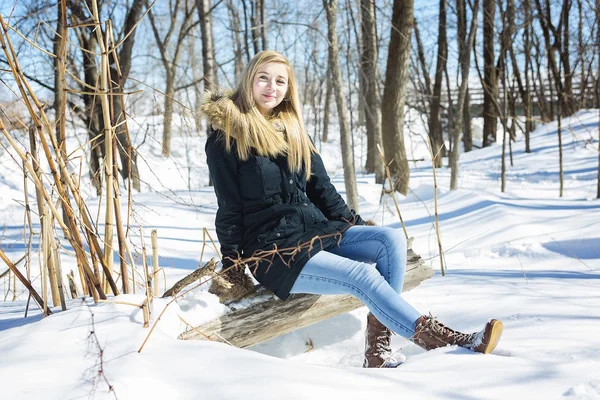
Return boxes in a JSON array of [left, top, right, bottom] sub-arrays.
[[1, 109, 599, 399]]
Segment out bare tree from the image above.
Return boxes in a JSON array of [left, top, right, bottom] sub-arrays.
[[457, 0, 472, 152], [148, 0, 199, 156], [482, 0, 497, 147], [66, 0, 144, 192], [428, 0, 448, 167], [322, 68, 332, 143], [197, 0, 219, 93], [359, 0, 384, 183], [323, 0, 359, 211], [226, 0, 245, 80], [534, 0, 575, 116], [381, 0, 413, 195], [449, 0, 481, 190], [597, 0, 600, 199]]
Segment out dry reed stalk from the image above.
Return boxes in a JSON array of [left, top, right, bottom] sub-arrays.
[[141, 297, 150, 328], [21, 158, 34, 290], [89, 0, 116, 282], [139, 227, 153, 322], [376, 144, 410, 242], [85, 229, 101, 287], [0, 247, 52, 315], [27, 128, 62, 306], [67, 270, 78, 299], [425, 136, 446, 276], [40, 241, 48, 316], [12, 271, 17, 302], [43, 215, 61, 305], [50, 223, 67, 310], [151, 230, 159, 296], [112, 136, 130, 293], [0, 18, 111, 299], [200, 227, 221, 265]]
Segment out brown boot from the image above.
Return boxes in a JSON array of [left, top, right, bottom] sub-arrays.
[[412, 315, 503, 354], [363, 313, 403, 368]]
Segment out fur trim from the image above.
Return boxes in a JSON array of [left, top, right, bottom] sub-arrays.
[[200, 90, 284, 139]]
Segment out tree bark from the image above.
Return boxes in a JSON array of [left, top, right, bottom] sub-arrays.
[[198, 0, 219, 93], [450, 0, 480, 190], [597, 0, 600, 199], [381, 0, 413, 195], [323, 0, 359, 211], [226, 0, 245, 81], [483, 0, 497, 147], [428, 0, 447, 167], [322, 68, 332, 143], [457, 0, 472, 152], [360, 0, 384, 183], [524, 0, 533, 152], [111, 0, 143, 191]]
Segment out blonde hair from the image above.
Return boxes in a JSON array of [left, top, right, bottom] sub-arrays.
[[222, 51, 316, 179]]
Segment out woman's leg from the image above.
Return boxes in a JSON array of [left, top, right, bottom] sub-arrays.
[[290, 250, 504, 355], [290, 250, 421, 338], [328, 226, 407, 293]]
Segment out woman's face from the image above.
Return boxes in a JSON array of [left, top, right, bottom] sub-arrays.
[[252, 62, 289, 116]]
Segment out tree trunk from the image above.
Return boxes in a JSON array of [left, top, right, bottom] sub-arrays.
[[360, 0, 385, 183], [227, 0, 245, 80], [428, 0, 447, 167], [501, 56, 508, 193], [597, 0, 600, 199], [81, 33, 104, 195], [524, 0, 533, 152], [111, 0, 143, 191], [483, 0, 497, 147], [322, 68, 332, 143], [381, 0, 413, 195], [163, 72, 175, 156], [578, 0, 585, 108], [260, 0, 267, 50], [450, 0, 480, 190], [561, 0, 574, 113], [457, 0, 472, 153], [323, 0, 359, 211], [198, 0, 219, 93], [532, 31, 549, 122], [181, 250, 432, 347], [250, 0, 260, 54], [463, 89, 472, 152], [534, 0, 573, 116], [188, 31, 203, 134]]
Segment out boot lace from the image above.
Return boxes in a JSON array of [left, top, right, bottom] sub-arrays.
[[424, 314, 475, 346]]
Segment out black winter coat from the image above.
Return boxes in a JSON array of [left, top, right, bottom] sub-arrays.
[[205, 128, 365, 300]]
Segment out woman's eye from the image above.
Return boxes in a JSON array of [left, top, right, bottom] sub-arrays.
[[259, 75, 268, 80], [277, 80, 286, 85]]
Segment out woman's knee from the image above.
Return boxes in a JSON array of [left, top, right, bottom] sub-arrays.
[[378, 227, 407, 256]]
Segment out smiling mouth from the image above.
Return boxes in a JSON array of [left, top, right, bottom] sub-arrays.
[[263, 94, 275, 100]]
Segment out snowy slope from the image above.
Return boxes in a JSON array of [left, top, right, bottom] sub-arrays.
[[0, 110, 599, 399]]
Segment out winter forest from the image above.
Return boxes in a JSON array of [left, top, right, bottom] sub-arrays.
[[0, 0, 599, 399]]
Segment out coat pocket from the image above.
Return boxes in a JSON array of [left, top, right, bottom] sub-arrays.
[[255, 156, 282, 198]]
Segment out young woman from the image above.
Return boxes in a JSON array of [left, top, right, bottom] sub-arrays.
[[203, 50, 503, 368]]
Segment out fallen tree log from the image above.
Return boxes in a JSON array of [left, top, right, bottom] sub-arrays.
[[179, 249, 434, 347]]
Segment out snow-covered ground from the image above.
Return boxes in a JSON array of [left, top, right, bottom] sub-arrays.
[[0, 109, 599, 399]]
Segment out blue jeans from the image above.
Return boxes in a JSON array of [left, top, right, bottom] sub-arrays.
[[290, 225, 422, 338]]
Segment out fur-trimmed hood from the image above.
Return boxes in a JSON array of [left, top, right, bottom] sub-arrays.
[[200, 90, 284, 139], [201, 90, 315, 177]]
